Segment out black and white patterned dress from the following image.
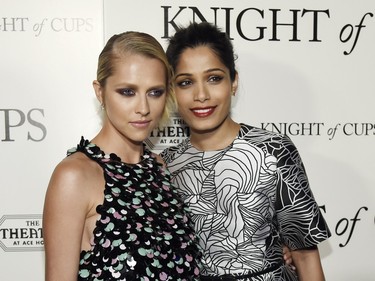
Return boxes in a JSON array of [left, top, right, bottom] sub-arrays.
[[161, 124, 331, 280]]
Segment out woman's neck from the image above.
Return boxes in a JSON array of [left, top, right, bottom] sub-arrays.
[[91, 128, 144, 164], [190, 118, 240, 151]]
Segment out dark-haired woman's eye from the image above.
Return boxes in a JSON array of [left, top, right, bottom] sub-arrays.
[[176, 79, 192, 88], [208, 75, 223, 83]]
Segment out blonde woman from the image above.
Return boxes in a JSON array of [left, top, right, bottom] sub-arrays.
[[43, 31, 202, 281]]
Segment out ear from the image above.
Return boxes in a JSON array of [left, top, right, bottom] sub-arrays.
[[231, 72, 239, 96], [93, 80, 104, 106]]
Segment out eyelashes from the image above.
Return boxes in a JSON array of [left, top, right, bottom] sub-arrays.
[[175, 75, 224, 88], [115, 88, 166, 97], [176, 80, 192, 87], [149, 89, 166, 97], [116, 88, 134, 96], [208, 75, 223, 83]]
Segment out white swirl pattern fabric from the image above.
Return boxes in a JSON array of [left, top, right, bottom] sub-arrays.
[[161, 124, 331, 280]]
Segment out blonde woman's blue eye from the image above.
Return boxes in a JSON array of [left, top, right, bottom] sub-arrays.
[[117, 88, 134, 96], [149, 89, 165, 97]]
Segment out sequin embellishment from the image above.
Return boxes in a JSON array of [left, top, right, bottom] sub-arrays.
[[70, 138, 201, 280]]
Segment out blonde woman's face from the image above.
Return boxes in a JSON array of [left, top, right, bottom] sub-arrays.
[[97, 54, 167, 144]]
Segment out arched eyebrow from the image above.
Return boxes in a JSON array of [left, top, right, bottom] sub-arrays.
[[204, 68, 226, 74], [175, 73, 192, 79], [175, 68, 226, 79]]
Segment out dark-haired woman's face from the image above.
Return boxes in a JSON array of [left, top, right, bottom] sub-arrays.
[[174, 46, 237, 134]]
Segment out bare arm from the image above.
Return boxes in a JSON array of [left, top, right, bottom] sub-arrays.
[[291, 246, 325, 281], [43, 157, 93, 281], [282, 245, 295, 269]]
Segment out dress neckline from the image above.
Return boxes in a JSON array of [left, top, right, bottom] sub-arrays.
[[188, 123, 243, 153], [76, 137, 151, 166]]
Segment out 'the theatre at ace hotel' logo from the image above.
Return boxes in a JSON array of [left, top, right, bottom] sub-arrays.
[[0, 214, 43, 252], [145, 113, 190, 151]]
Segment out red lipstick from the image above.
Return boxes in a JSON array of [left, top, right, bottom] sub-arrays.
[[191, 107, 215, 118]]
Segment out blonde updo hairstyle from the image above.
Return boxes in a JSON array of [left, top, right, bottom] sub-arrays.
[[96, 31, 175, 126]]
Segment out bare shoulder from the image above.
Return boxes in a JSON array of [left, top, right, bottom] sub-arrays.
[[46, 152, 102, 202], [43, 151, 104, 234], [43, 152, 104, 278]]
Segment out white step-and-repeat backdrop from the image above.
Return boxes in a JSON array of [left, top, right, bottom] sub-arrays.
[[1, 1, 374, 280]]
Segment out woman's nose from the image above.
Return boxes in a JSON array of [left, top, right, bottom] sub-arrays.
[[193, 84, 210, 102], [136, 96, 150, 116]]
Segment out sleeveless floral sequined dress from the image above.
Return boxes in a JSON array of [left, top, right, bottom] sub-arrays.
[[68, 138, 202, 281]]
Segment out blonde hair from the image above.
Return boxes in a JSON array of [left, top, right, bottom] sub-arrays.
[[96, 31, 175, 126]]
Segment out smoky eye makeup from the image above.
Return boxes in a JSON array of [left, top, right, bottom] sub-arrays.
[[148, 88, 166, 97], [115, 87, 166, 98], [116, 88, 135, 97]]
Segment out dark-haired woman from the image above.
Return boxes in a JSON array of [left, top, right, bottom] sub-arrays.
[[162, 22, 331, 281]]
